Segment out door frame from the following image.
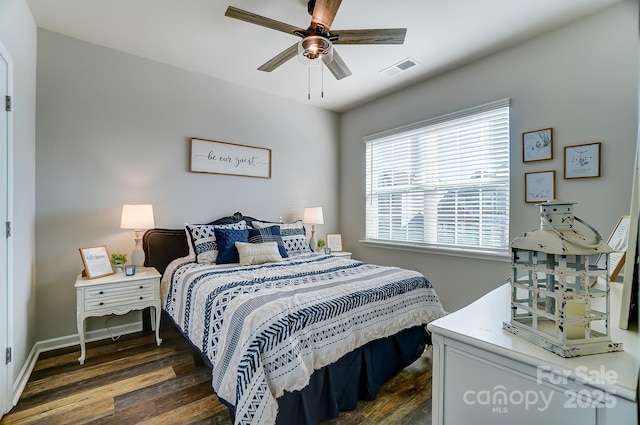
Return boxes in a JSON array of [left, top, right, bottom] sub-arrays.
[[0, 40, 14, 418]]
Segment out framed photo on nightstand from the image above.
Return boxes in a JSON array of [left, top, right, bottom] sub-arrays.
[[79, 245, 114, 279], [326, 233, 343, 252]]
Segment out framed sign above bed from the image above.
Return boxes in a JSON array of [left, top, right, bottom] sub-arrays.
[[190, 138, 272, 178]]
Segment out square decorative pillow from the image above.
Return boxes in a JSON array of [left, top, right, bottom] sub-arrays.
[[235, 241, 282, 266], [252, 221, 311, 254], [248, 225, 288, 259], [185, 220, 247, 263], [213, 227, 249, 264]]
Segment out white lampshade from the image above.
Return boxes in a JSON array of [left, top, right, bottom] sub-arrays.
[[120, 204, 155, 230], [120, 204, 155, 267], [303, 207, 324, 225]]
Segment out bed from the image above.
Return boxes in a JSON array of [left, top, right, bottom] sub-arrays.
[[143, 212, 445, 425]]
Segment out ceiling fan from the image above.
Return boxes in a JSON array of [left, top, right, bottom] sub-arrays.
[[224, 0, 407, 80]]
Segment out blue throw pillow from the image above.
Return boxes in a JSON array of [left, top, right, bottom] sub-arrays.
[[248, 226, 289, 258], [252, 221, 311, 253], [214, 227, 249, 264], [185, 220, 247, 263]]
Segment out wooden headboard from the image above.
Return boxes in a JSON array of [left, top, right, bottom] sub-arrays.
[[142, 212, 265, 275]]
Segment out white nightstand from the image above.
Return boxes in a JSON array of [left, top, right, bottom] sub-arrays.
[[331, 251, 352, 259], [75, 267, 162, 365]]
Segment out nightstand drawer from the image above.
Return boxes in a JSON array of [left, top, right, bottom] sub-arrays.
[[84, 280, 156, 299], [84, 292, 155, 310], [331, 251, 352, 259], [84, 280, 156, 310]]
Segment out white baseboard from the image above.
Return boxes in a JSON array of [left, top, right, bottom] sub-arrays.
[[11, 321, 142, 407], [12, 343, 38, 407], [35, 322, 142, 353]]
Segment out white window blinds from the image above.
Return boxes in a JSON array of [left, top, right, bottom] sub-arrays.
[[364, 99, 510, 255]]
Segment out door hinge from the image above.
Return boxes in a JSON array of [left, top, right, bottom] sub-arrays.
[[5, 95, 11, 112], [5, 347, 11, 364], [5, 221, 11, 238]]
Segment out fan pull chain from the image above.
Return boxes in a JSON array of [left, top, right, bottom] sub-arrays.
[[307, 60, 311, 100], [321, 61, 324, 98], [306, 58, 326, 100]]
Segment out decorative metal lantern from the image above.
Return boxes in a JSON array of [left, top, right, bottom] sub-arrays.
[[503, 200, 623, 357]]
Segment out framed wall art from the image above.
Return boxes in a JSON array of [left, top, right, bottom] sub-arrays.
[[79, 246, 114, 279], [524, 170, 555, 203], [564, 142, 601, 179], [522, 128, 553, 162], [190, 138, 272, 179]]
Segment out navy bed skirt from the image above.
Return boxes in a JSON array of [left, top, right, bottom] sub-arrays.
[[225, 325, 430, 425]]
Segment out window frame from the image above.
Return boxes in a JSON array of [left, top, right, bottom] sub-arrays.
[[362, 99, 511, 259]]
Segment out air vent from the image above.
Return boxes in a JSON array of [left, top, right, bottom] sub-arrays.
[[380, 58, 418, 77]]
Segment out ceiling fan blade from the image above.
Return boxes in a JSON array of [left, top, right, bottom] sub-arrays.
[[225, 6, 306, 36], [310, 0, 342, 32], [332, 28, 407, 44], [323, 48, 352, 80], [258, 43, 299, 72]]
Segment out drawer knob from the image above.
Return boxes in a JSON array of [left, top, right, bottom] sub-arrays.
[[139, 285, 143, 289], [99, 291, 104, 295], [139, 296, 143, 300], [99, 302, 104, 306]]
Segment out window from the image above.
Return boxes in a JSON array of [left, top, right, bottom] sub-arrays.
[[364, 99, 510, 257]]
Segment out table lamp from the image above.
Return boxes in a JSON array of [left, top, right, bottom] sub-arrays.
[[303, 207, 324, 252], [120, 204, 155, 267]]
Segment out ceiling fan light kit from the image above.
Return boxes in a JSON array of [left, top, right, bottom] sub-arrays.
[[298, 36, 333, 66], [224, 0, 407, 99]]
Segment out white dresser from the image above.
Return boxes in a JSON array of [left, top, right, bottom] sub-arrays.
[[75, 267, 162, 364], [428, 282, 639, 425]]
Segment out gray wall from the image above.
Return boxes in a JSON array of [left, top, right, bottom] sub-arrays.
[[35, 30, 340, 341], [340, 0, 639, 312], [0, 0, 37, 385], [28, 0, 640, 342]]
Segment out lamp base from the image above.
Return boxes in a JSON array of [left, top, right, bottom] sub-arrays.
[[131, 237, 145, 267], [309, 226, 318, 252]]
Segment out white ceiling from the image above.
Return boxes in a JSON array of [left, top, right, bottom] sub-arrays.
[[27, 0, 623, 112]]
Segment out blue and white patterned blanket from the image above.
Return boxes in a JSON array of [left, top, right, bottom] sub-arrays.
[[164, 253, 445, 425]]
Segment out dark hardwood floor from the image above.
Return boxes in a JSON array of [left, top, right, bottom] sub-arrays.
[[0, 323, 433, 425]]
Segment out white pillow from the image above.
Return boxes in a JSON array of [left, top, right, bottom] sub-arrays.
[[235, 242, 282, 266]]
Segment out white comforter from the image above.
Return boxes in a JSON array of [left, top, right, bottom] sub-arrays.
[[163, 253, 445, 425]]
